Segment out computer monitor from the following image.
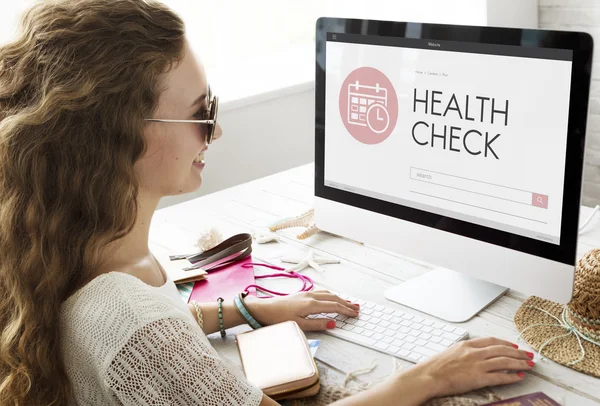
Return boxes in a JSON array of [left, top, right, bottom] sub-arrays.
[[314, 18, 593, 322]]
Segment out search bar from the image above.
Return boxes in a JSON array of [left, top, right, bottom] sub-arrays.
[[410, 167, 548, 209]]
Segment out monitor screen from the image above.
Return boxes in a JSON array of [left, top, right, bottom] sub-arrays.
[[323, 32, 573, 246]]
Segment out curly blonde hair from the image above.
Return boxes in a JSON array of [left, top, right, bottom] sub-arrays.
[[0, 0, 185, 404]]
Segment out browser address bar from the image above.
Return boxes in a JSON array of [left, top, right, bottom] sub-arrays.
[[410, 167, 548, 209]]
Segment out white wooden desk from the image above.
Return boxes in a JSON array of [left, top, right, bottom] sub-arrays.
[[150, 163, 600, 405]]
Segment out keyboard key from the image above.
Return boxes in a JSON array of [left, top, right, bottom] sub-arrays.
[[342, 324, 355, 331], [359, 315, 372, 322], [408, 352, 422, 361], [401, 320, 412, 327], [335, 315, 348, 321], [379, 321, 391, 328], [402, 314, 414, 321], [421, 327, 433, 333], [420, 333, 432, 340], [335, 321, 345, 328], [354, 321, 366, 327], [409, 330, 420, 337], [381, 314, 392, 321], [391, 317, 402, 324], [413, 346, 437, 357], [403, 343, 415, 350], [374, 305, 385, 311], [443, 325, 456, 333], [362, 308, 374, 315], [365, 323, 377, 331], [372, 333, 384, 341], [393, 339, 406, 348], [373, 311, 384, 318], [404, 336, 416, 343], [357, 299, 367, 306], [443, 332, 460, 341], [425, 342, 447, 353], [363, 330, 374, 337], [411, 322, 423, 330], [422, 320, 435, 326], [382, 336, 394, 344], [375, 326, 386, 334], [389, 323, 400, 331], [388, 345, 400, 353], [431, 336, 442, 344], [328, 327, 377, 347], [397, 348, 410, 357], [400, 327, 411, 334], [375, 342, 389, 351], [353, 327, 364, 334], [413, 316, 424, 323], [441, 339, 454, 347], [364, 302, 376, 309], [383, 329, 396, 337], [394, 333, 407, 340], [346, 318, 357, 325], [326, 313, 338, 319], [415, 339, 427, 347], [433, 322, 445, 329], [383, 308, 394, 315], [371, 317, 382, 324], [393, 310, 405, 317], [454, 328, 467, 336], [432, 329, 444, 337]]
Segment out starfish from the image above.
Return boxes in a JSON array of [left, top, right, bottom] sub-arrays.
[[280, 249, 340, 273], [252, 231, 280, 244], [269, 208, 320, 240]]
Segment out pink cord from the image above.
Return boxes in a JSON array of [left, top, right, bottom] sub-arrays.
[[242, 262, 314, 297]]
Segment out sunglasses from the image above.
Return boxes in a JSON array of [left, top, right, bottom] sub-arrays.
[[144, 86, 219, 144]]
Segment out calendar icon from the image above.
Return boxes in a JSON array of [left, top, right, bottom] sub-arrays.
[[348, 80, 388, 130], [339, 67, 397, 144]]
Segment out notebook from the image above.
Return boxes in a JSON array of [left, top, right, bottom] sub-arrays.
[[189, 255, 256, 303]]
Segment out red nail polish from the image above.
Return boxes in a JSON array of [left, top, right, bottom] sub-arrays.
[[517, 372, 525, 378], [355, 304, 360, 308], [327, 320, 336, 329], [527, 361, 535, 367], [512, 344, 519, 349], [526, 351, 534, 359]]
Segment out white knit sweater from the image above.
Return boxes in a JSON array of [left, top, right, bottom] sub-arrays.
[[59, 271, 263, 405]]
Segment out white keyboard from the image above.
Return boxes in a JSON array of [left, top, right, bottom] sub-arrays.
[[309, 293, 469, 364]]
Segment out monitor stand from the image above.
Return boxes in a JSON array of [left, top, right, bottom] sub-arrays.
[[384, 268, 508, 323]]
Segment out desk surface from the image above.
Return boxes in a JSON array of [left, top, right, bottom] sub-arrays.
[[150, 163, 600, 405]]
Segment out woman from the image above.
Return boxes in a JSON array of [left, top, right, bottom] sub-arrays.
[[0, 1, 535, 405]]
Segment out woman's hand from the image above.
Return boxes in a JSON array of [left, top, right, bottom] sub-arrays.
[[244, 290, 360, 331], [411, 337, 535, 398]]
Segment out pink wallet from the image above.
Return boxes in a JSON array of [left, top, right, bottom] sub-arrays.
[[236, 321, 321, 400]]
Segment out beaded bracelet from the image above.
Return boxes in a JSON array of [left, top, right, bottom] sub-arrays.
[[190, 300, 204, 329], [217, 297, 226, 338]]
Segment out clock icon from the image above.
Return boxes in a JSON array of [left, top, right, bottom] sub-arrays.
[[366, 103, 390, 134]]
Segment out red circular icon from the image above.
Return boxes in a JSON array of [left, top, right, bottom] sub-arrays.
[[339, 67, 398, 145]]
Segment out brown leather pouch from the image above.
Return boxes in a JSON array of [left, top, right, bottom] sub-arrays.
[[236, 321, 320, 401], [154, 233, 253, 284]]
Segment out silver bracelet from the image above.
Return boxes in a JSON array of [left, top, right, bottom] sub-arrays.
[[190, 300, 204, 329]]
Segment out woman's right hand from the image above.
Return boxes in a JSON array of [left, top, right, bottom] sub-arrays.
[[413, 337, 535, 398]]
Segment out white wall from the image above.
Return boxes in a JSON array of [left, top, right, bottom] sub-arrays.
[[157, 88, 316, 208], [539, 0, 600, 206]]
